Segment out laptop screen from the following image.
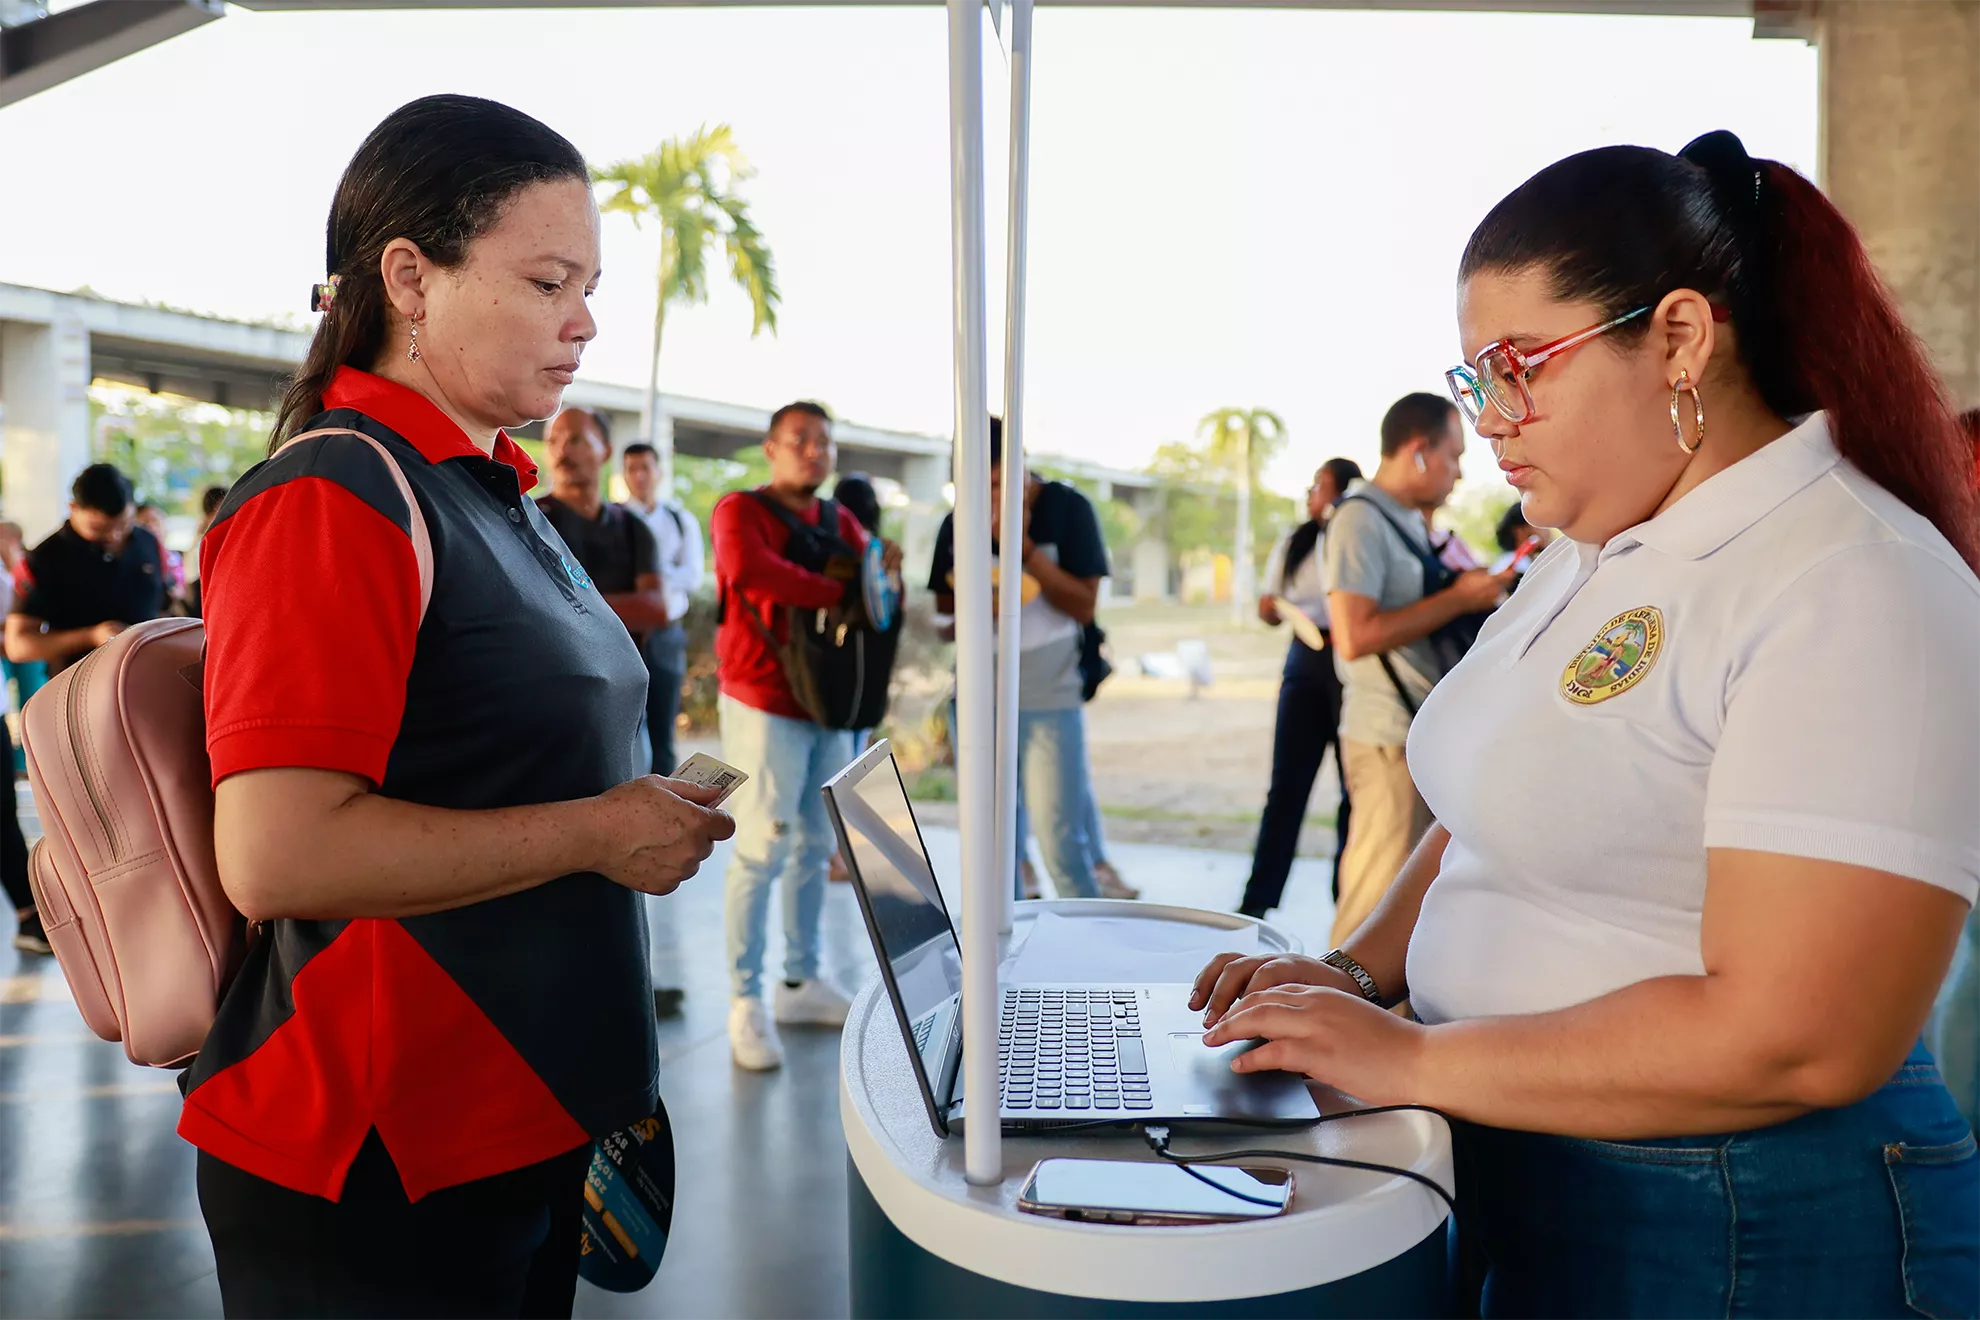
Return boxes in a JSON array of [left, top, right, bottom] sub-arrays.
[[828, 748, 962, 1034]]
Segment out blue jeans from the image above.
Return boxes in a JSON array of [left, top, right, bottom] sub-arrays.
[[1012, 707, 1100, 899], [1928, 906, 1980, 1133], [719, 695, 855, 999], [1452, 1041, 1979, 1318]]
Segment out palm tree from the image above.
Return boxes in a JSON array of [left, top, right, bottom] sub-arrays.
[[1197, 407, 1287, 621], [594, 125, 780, 488]]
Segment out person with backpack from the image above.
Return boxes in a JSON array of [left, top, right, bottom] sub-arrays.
[[712, 401, 902, 1071], [928, 419, 1133, 901], [1322, 394, 1513, 945], [1238, 455, 1363, 922], [1194, 132, 1979, 1317], [181, 96, 735, 1318], [621, 439, 703, 780]]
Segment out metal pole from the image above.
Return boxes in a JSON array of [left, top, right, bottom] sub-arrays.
[[947, 0, 1001, 1188], [994, 0, 1032, 938]]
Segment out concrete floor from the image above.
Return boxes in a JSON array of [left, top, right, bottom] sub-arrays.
[[0, 784, 1338, 1319]]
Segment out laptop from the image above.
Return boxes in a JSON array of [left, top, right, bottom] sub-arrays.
[[823, 739, 1320, 1138]]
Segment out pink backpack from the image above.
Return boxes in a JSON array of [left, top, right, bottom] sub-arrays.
[[21, 429, 433, 1067]]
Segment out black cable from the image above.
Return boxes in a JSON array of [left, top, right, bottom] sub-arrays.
[[1169, 1159, 1289, 1208], [1141, 1111, 1459, 1220]]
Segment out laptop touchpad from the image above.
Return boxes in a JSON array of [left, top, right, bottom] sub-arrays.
[[1167, 1031, 1273, 1109]]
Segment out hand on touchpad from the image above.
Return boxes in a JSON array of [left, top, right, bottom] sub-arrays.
[[1168, 1031, 1268, 1076]]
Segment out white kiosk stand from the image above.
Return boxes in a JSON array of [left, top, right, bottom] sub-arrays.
[[837, 4, 1453, 1313], [840, 902, 1454, 1316]]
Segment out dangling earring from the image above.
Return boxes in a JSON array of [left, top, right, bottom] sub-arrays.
[[408, 313, 424, 364], [1670, 370, 1704, 454]]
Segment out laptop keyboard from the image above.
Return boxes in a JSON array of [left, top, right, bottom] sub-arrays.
[[1000, 988, 1151, 1113]]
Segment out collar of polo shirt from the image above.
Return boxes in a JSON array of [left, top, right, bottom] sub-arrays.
[[322, 367, 540, 495], [1616, 412, 1835, 563]]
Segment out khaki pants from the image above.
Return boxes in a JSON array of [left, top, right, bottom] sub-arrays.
[[1331, 740, 1433, 946]]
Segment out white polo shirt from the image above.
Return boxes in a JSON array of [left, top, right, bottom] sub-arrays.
[[1406, 413, 1980, 1026]]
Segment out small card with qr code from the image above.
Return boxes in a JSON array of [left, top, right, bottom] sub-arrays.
[[669, 752, 748, 807]]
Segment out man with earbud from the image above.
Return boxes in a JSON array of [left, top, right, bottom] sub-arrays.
[[1322, 394, 1512, 945]]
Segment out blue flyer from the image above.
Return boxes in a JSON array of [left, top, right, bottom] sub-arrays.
[[578, 1100, 675, 1293]]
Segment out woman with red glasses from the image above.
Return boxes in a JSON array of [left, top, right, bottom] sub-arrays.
[[1194, 131, 1978, 1317]]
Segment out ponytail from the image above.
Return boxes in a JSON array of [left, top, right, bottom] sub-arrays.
[[270, 94, 589, 451], [1460, 137, 1980, 571], [1747, 162, 1980, 569], [272, 268, 389, 449]]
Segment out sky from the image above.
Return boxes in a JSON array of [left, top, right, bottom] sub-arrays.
[[0, 3, 1817, 495]]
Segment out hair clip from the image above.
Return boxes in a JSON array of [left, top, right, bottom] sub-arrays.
[[310, 274, 341, 314]]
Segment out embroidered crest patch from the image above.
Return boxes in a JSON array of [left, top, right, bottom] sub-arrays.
[[1561, 606, 1664, 705]]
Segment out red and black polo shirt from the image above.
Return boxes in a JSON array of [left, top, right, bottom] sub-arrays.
[[179, 367, 657, 1202]]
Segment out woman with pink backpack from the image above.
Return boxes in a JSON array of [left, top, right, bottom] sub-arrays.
[[174, 96, 734, 1316]]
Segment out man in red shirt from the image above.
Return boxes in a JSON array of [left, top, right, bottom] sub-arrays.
[[712, 401, 900, 1069]]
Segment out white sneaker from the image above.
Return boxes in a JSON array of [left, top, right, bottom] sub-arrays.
[[773, 976, 854, 1027], [728, 996, 785, 1071]]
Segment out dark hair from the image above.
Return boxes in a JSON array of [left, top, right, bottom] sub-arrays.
[[1380, 393, 1458, 457], [71, 464, 133, 517], [555, 407, 612, 454], [833, 473, 883, 533], [622, 442, 659, 464], [1961, 409, 1980, 489], [1461, 134, 1980, 569], [769, 401, 831, 438], [137, 502, 161, 517], [1496, 500, 1536, 552], [1319, 456, 1364, 494], [273, 95, 589, 447], [989, 415, 1004, 467], [199, 484, 231, 518]]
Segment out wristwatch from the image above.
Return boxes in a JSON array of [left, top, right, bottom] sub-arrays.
[[1321, 949, 1385, 1006]]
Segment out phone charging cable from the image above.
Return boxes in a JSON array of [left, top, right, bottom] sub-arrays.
[[1141, 1106, 1459, 1218]]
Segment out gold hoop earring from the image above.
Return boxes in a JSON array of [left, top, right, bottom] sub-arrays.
[[1670, 370, 1704, 454], [408, 313, 423, 364]]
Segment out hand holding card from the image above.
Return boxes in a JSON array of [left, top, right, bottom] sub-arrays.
[[670, 752, 749, 808]]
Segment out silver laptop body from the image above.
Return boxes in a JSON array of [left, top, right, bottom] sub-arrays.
[[822, 739, 1319, 1139]]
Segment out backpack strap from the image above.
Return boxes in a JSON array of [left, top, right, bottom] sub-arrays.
[[745, 489, 841, 546], [1337, 494, 1438, 719], [1337, 494, 1449, 595], [279, 427, 435, 624]]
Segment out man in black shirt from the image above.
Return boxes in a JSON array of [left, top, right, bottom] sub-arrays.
[[6, 464, 165, 676], [537, 408, 668, 646], [536, 408, 679, 1014], [5, 463, 163, 955]]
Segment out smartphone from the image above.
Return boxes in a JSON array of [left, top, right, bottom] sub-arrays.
[[1016, 1157, 1294, 1226], [1490, 534, 1545, 575]]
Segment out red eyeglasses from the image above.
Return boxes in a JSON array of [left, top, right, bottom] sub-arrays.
[[1446, 306, 1651, 425]]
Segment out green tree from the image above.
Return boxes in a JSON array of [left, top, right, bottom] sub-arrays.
[[88, 386, 271, 514], [1144, 440, 1295, 589], [594, 125, 779, 488], [1196, 408, 1287, 617], [1441, 482, 1520, 561]]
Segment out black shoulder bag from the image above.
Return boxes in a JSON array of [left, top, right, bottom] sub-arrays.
[[1336, 495, 1491, 717], [731, 492, 900, 730]]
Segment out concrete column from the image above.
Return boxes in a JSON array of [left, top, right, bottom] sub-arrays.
[[897, 451, 950, 592], [1819, 0, 1980, 407], [0, 317, 91, 543]]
